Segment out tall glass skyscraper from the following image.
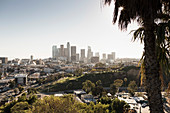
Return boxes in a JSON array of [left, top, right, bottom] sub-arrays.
[[52, 45, 58, 60]]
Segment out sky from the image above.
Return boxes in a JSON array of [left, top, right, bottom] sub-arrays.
[[0, 0, 144, 60]]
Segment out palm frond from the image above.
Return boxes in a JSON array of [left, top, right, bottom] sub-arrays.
[[131, 27, 145, 43]]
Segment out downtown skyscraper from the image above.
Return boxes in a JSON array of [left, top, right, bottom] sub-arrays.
[[52, 45, 58, 60], [67, 42, 71, 62], [71, 46, 76, 62]]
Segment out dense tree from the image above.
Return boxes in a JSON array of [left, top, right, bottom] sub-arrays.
[[10, 102, 31, 113], [104, 0, 170, 112], [14, 88, 19, 94], [96, 80, 102, 87], [110, 83, 117, 96], [18, 85, 24, 93], [127, 81, 138, 96], [27, 88, 37, 95], [27, 95, 38, 105], [98, 96, 112, 105], [0, 100, 17, 113], [82, 80, 95, 93], [124, 78, 127, 87], [92, 85, 104, 96], [93, 103, 109, 113], [31, 95, 79, 113], [111, 98, 129, 113], [18, 93, 27, 102], [113, 79, 123, 88]]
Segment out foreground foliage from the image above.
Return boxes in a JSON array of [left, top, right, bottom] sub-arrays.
[[0, 95, 130, 113]]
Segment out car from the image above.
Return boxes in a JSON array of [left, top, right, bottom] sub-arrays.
[[141, 103, 147, 108]]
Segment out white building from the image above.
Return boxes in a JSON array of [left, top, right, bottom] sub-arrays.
[[52, 45, 58, 60], [15, 74, 28, 85]]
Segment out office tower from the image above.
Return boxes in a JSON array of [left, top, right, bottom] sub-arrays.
[[95, 52, 99, 57], [103, 53, 106, 59], [71, 46, 76, 62], [60, 45, 64, 57], [30, 55, 33, 61], [107, 54, 113, 60], [71, 46, 76, 56], [52, 45, 58, 60], [112, 52, 116, 61], [64, 48, 68, 57], [76, 54, 79, 62], [67, 42, 71, 62], [80, 49, 85, 61], [58, 48, 60, 57], [87, 46, 91, 63], [91, 52, 93, 57]]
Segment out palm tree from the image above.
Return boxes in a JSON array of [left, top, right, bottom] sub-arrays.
[[104, 0, 169, 112], [132, 21, 170, 88]]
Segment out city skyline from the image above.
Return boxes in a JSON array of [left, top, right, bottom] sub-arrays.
[[52, 42, 116, 63], [0, 0, 143, 60]]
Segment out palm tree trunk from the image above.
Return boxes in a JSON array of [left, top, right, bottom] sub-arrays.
[[144, 20, 164, 113]]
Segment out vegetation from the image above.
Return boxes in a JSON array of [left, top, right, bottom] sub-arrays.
[[0, 95, 131, 113], [82, 80, 95, 94], [104, 0, 169, 112], [10, 102, 31, 113], [110, 84, 117, 96], [92, 80, 105, 97], [127, 81, 138, 96], [124, 78, 127, 87], [9, 81, 15, 89], [18, 85, 24, 93], [113, 79, 123, 88], [39, 68, 140, 92]]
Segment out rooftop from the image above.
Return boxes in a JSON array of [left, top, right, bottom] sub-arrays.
[[15, 74, 28, 78]]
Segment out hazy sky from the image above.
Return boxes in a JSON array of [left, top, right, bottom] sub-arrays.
[[0, 0, 143, 60]]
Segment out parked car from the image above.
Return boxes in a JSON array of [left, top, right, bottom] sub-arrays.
[[141, 103, 147, 108]]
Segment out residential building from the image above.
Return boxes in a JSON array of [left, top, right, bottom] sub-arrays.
[[0, 57, 8, 64]]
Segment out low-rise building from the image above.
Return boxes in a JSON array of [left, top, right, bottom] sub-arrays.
[[91, 57, 99, 63], [15, 74, 28, 85]]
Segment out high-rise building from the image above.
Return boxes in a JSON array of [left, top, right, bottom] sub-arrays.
[[30, 55, 33, 61], [107, 54, 113, 60], [95, 52, 99, 57], [80, 49, 85, 62], [52, 45, 58, 60], [60, 45, 64, 57], [64, 48, 68, 57], [87, 46, 92, 63], [91, 52, 93, 57], [112, 52, 116, 61], [71, 46, 76, 62], [76, 54, 79, 62], [71, 46, 76, 56], [102, 53, 106, 59], [67, 42, 71, 62]]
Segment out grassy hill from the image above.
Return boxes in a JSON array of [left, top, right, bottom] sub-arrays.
[[39, 67, 140, 92]]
